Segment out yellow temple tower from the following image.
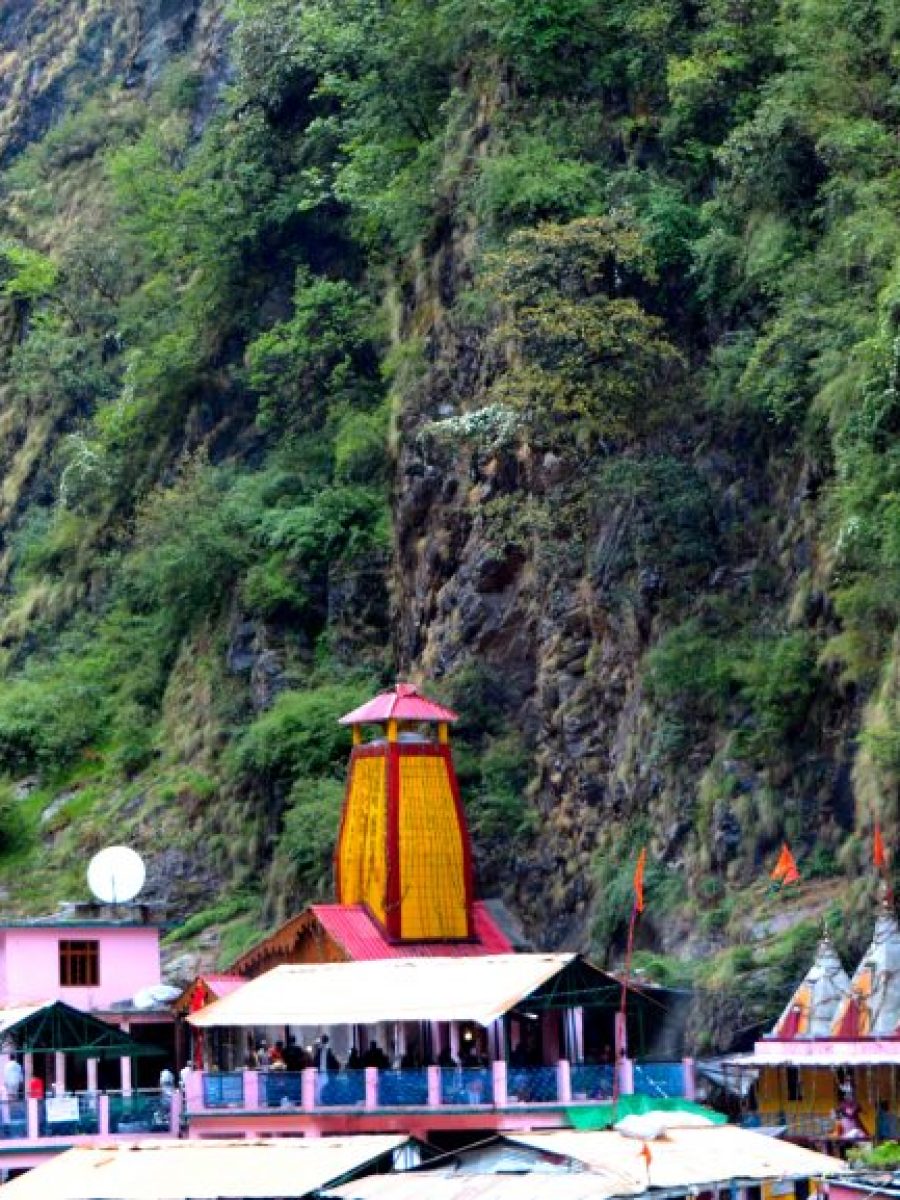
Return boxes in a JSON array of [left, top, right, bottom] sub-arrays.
[[334, 682, 475, 942]]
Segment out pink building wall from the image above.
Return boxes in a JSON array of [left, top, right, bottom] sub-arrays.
[[0, 925, 162, 1009]]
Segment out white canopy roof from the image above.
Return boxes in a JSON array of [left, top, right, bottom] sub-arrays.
[[0, 1136, 408, 1200], [505, 1127, 846, 1189], [328, 1127, 846, 1200], [188, 953, 576, 1029]]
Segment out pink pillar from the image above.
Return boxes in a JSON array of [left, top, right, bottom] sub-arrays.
[[169, 1089, 182, 1136], [23, 1053, 33, 1089], [301, 1067, 316, 1111], [573, 1008, 585, 1062], [449, 1023, 460, 1062], [618, 1057, 634, 1096], [243, 1070, 260, 1109], [557, 1059, 572, 1104], [120, 1022, 132, 1095], [430, 1022, 442, 1059], [427, 1065, 441, 1108], [492, 1060, 508, 1108], [87, 1058, 99, 1093], [185, 1068, 204, 1113], [614, 1012, 627, 1058], [541, 1013, 560, 1064], [683, 1057, 696, 1101], [54, 1052, 66, 1095], [26, 1097, 39, 1139], [364, 1067, 378, 1110], [98, 1093, 110, 1135]]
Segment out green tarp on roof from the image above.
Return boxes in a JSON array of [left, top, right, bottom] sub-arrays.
[[566, 1096, 727, 1130], [2, 1001, 163, 1058]]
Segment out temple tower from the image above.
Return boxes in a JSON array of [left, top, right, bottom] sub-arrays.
[[831, 903, 900, 1037], [334, 683, 475, 942], [772, 933, 850, 1039]]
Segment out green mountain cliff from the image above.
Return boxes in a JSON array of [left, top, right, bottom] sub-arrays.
[[0, 0, 897, 1047]]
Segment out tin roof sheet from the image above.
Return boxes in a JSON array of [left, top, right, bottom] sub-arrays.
[[311, 902, 513, 959], [0, 1135, 408, 1200], [189, 953, 576, 1029], [339, 683, 458, 726]]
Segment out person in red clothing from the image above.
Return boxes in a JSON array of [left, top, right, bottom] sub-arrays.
[[27, 1076, 44, 1100]]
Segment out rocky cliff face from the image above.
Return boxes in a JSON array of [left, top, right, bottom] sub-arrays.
[[0, 0, 896, 1047]]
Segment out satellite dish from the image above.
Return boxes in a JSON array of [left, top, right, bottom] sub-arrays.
[[87, 846, 146, 904]]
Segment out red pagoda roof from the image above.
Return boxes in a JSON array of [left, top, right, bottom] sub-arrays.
[[310, 903, 511, 959], [338, 682, 458, 726]]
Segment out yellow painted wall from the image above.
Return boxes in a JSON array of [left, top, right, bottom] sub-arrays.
[[337, 755, 388, 924], [397, 754, 468, 939], [757, 1064, 900, 1135]]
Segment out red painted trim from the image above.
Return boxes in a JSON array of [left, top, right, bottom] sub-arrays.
[[441, 743, 476, 939], [384, 742, 402, 941]]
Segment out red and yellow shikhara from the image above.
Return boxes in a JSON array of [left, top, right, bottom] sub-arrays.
[[335, 683, 475, 942]]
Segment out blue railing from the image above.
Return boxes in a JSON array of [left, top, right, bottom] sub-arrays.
[[633, 1061, 685, 1099], [318, 1069, 365, 1108], [108, 1089, 170, 1133], [260, 1072, 302, 1108], [0, 1100, 27, 1139], [38, 1093, 99, 1135], [378, 1069, 428, 1107], [440, 1067, 493, 1106], [203, 1071, 245, 1109], [508, 1066, 558, 1103], [571, 1064, 615, 1100]]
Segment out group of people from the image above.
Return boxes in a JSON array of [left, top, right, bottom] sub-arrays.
[[241, 1033, 489, 1075], [244, 1034, 314, 1072], [3, 1057, 47, 1101]]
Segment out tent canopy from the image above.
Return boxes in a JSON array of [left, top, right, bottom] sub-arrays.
[[0, 1001, 162, 1058], [189, 954, 576, 1029], [0, 1135, 409, 1200], [188, 953, 658, 1031]]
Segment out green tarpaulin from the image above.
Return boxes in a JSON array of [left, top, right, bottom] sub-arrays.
[[566, 1096, 727, 1130]]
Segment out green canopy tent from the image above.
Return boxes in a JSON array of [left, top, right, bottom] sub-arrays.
[[0, 1001, 163, 1058]]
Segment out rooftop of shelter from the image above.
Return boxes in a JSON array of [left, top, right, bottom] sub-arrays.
[[325, 1124, 847, 1200], [0, 1135, 410, 1200]]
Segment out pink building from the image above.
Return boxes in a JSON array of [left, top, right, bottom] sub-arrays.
[[0, 917, 162, 1010]]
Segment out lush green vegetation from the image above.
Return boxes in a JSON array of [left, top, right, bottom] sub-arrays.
[[0, 0, 896, 999]]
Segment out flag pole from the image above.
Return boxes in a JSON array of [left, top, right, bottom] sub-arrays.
[[614, 848, 646, 1106], [613, 898, 639, 1104]]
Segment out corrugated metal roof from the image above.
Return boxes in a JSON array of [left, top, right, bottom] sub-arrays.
[[327, 1127, 846, 1200], [728, 1046, 900, 1067], [506, 1127, 847, 1190], [328, 1176, 617, 1200], [339, 683, 458, 726], [0, 1135, 408, 1200], [312, 903, 512, 959], [189, 953, 575, 1029]]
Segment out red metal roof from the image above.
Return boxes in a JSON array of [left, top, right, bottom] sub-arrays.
[[310, 903, 512, 959], [203, 974, 245, 999], [338, 682, 458, 726]]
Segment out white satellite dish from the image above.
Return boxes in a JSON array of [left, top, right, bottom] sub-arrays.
[[87, 846, 146, 905]]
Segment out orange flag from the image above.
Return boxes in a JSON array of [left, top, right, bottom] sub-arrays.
[[771, 842, 800, 886], [640, 1142, 653, 1169], [874, 825, 887, 871], [633, 848, 647, 913]]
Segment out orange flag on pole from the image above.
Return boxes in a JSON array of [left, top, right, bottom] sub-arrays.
[[633, 848, 647, 913], [771, 842, 800, 886], [874, 825, 887, 871]]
